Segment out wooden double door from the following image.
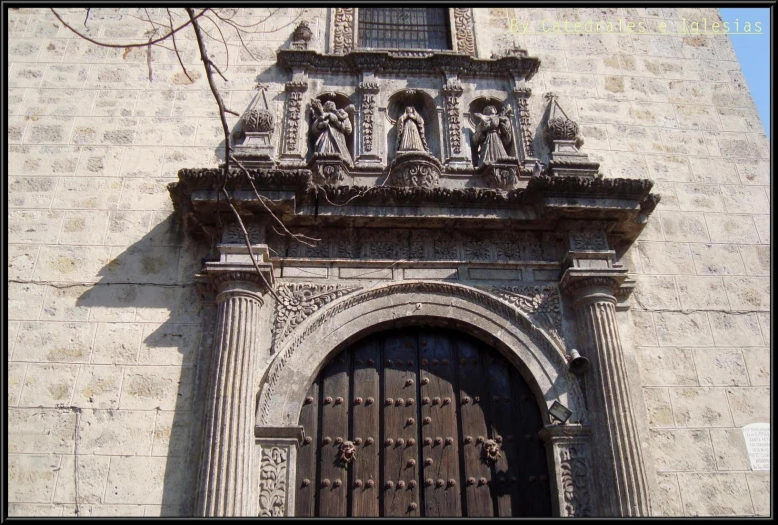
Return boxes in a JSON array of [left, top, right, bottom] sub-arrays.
[[295, 327, 552, 517]]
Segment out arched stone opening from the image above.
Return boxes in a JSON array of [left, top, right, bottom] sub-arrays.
[[255, 281, 594, 517]]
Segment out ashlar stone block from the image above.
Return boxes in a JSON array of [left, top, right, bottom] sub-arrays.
[[723, 276, 770, 311], [669, 387, 734, 427], [709, 428, 750, 470], [677, 473, 753, 516], [650, 429, 715, 472], [676, 276, 730, 310], [636, 347, 697, 386], [693, 348, 749, 386], [104, 456, 186, 505], [654, 311, 713, 347], [708, 312, 763, 348], [7, 454, 60, 503], [8, 408, 77, 454], [725, 387, 770, 427], [741, 347, 769, 386], [53, 455, 111, 504]]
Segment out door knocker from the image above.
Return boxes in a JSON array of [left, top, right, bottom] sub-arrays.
[[339, 440, 357, 464], [483, 439, 501, 463]]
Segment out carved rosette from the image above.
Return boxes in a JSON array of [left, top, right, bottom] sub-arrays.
[[482, 165, 518, 190], [559, 446, 593, 517], [333, 8, 354, 54], [453, 8, 476, 56], [493, 285, 564, 347], [358, 81, 379, 153], [389, 152, 442, 189], [273, 283, 362, 350], [443, 79, 463, 156], [244, 109, 275, 133], [258, 446, 288, 517], [283, 80, 308, 155], [513, 87, 535, 159], [570, 230, 609, 251]]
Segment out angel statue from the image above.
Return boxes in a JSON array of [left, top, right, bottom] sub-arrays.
[[311, 99, 355, 164], [473, 105, 514, 167], [396, 106, 429, 153]]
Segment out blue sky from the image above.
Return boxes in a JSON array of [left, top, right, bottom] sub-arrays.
[[719, 8, 771, 138]]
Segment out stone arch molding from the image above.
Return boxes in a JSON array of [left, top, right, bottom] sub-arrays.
[[257, 280, 588, 428]]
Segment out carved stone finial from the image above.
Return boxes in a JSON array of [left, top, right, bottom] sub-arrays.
[[291, 20, 313, 49], [234, 85, 276, 167], [544, 95, 582, 149]]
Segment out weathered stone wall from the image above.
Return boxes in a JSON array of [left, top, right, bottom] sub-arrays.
[[7, 7, 769, 517]]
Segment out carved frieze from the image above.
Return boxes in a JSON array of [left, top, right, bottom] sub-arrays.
[[273, 283, 362, 349], [332, 8, 354, 54], [559, 446, 593, 517], [258, 446, 288, 517], [453, 8, 476, 56], [221, 221, 265, 245], [570, 230, 609, 251]]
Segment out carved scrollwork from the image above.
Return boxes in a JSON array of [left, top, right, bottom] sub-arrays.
[[389, 153, 442, 189], [273, 283, 362, 349], [358, 83, 379, 153], [333, 8, 354, 54], [258, 446, 288, 517], [570, 230, 609, 251], [283, 81, 307, 154], [513, 87, 535, 158], [453, 8, 476, 56], [244, 109, 275, 133], [483, 165, 518, 190], [559, 446, 592, 517], [443, 79, 463, 155], [493, 285, 563, 346]]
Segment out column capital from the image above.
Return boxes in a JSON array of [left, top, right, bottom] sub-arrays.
[[196, 243, 275, 301], [559, 267, 628, 302], [538, 423, 591, 444]]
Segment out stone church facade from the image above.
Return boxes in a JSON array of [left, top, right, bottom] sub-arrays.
[[7, 7, 769, 517]]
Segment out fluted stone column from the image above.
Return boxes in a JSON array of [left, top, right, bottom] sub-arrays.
[[560, 268, 651, 516], [196, 275, 265, 516]]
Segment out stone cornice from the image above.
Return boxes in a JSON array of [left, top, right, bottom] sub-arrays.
[[276, 49, 540, 80]]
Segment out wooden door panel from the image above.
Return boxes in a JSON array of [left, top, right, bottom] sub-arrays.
[[419, 332, 461, 517], [455, 337, 494, 517], [296, 328, 552, 517], [511, 366, 552, 517], [295, 381, 318, 516], [318, 350, 350, 516], [382, 333, 420, 517], [351, 339, 381, 516], [485, 357, 520, 517]]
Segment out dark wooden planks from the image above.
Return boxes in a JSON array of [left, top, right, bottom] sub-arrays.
[[419, 331, 462, 517], [296, 380, 319, 516], [455, 336, 494, 517], [485, 353, 521, 517], [351, 338, 381, 516], [382, 332, 420, 517], [318, 351, 350, 516]]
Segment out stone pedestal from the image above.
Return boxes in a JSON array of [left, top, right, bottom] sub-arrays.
[[560, 267, 651, 516], [539, 424, 594, 517], [255, 426, 304, 516]]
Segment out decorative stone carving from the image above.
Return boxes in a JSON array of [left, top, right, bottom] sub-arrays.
[[358, 82, 379, 153], [311, 99, 355, 164], [282, 80, 308, 156], [273, 283, 362, 350], [259, 281, 582, 426], [482, 165, 518, 190], [472, 104, 519, 190], [513, 87, 535, 159], [453, 8, 476, 56], [234, 85, 276, 168], [493, 285, 563, 346], [221, 221, 265, 245], [332, 8, 354, 54], [442, 78, 463, 156], [559, 446, 593, 517], [389, 153, 442, 189], [570, 230, 609, 251], [543, 93, 600, 178], [291, 20, 312, 50], [396, 106, 428, 153], [258, 446, 288, 516]]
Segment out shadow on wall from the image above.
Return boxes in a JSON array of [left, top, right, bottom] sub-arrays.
[[75, 214, 215, 515]]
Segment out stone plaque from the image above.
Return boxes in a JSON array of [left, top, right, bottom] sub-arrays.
[[742, 423, 770, 471]]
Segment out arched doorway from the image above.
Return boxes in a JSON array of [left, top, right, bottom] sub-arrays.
[[294, 326, 552, 517]]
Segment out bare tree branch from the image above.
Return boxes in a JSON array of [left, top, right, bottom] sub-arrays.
[[51, 7, 209, 49], [167, 8, 192, 82]]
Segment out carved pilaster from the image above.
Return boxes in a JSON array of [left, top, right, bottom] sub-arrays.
[[281, 80, 308, 161], [356, 80, 381, 166], [255, 426, 304, 517], [196, 274, 265, 516], [539, 425, 594, 517], [442, 76, 465, 164], [513, 86, 535, 163], [332, 8, 354, 54], [559, 269, 651, 516]]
